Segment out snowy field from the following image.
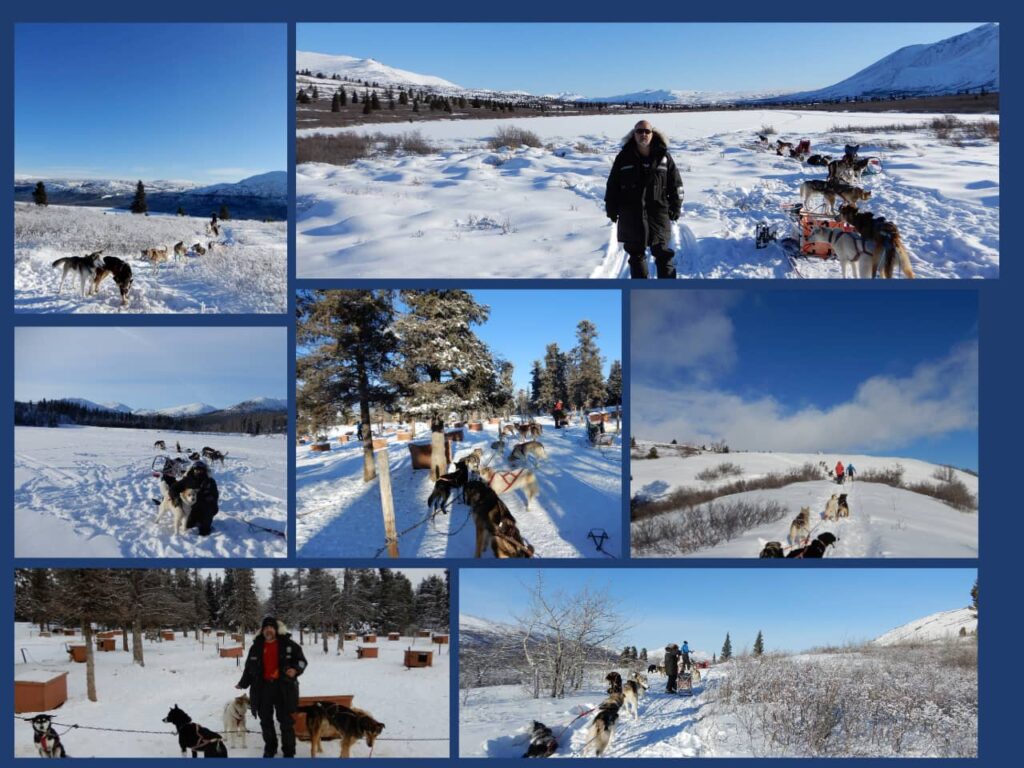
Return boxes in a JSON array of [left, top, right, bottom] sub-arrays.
[[15, 426, 287, 558], [297, 416, 622, 558], [631, 451, 977, 558], [13, 623, 449, 758], [296, 110, 998, 279], [15, 204, 287, 313]]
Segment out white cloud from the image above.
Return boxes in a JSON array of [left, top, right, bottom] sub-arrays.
[[633, 341, 978, 453]]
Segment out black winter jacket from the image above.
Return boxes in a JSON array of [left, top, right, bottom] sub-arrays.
[[605, 130, 683, 246], [237, 631, 308, 714], [664, 645, 681, 676]]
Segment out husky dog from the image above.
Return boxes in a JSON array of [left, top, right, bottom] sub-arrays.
[[844, 144, 861, 161], [800, 180, 871, 214], [623, 680, 644, 721], [647, 664, 658, 674], [141, 247, 169, 264], [192, 243, 207, 256], [154, 440, 167, 450], [824, 494, 840, 521], [295, 701, 385, 758], [605, 671, 623, 695], [479, 465, 540, 509], [463, 480, 534, 558], [837, 493, 850, 519], [805, 227, 874, 279], [201, 447, 228, 466], [162, 705, 228, 757], [775, 140, 793, 156], [787, 532, 839, 559], [838, 205, 915, 279], [173, 241, 187, 259], [522, 720, 559, 758], [222, 694, 249, 749], [691, 667, 702, 685], [30, 714, 67, 758], [806, 154, 832, 166], [759, 541, 785, 558], [509, 440, 547, 466], [586, 695, 623, 757], [155, 479, 199, 535], [788, 506, 812, 547], [52, 250, 104, 297], [490, 437, 507, 451], [426, 459, 469, 513], [90, 255, 134, 306], [629, 671, 649, 690]]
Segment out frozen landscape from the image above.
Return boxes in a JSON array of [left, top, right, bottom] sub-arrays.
[[297, 415, 622, 558], [13, 623, 449, 758], [14, 203, 287, 313], [14, 426, 287, 558], [630, 449, 977, 558]]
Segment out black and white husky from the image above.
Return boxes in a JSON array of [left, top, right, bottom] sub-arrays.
[[586, 695, 623, 757], [523, 720, 558, 757], [52, 251, 104, 297], [30, 714, 67, 758], [155, 478, 198, 535]]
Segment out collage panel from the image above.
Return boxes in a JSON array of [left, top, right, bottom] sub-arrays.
[[459, 567, 978, 758], [296, 289, 623, 559], [14, 327, 288, 558], [14, 567, 450, 758], [14, 23, 288, 314], [295, 22, 997, 280], [629, 290, 978, 558]]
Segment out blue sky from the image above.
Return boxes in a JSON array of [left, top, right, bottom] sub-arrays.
[[632, 291, 978, 470], [15, 327, 287, 410], [15, 24, 286, 183], [461, 568, 976, 654], [298, 23, 985, 95]]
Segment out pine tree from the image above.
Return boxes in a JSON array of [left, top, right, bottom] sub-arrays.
[[371, 92, 381, 110], [331, 92, 341, 112], [605, 360, 623, 406], [630, 436, 637, 448], [176, 206, 186, 216], [130, 180, 147, 214], [297, 89, 311, 104], [753, 630, 764, 656], [351, 91, 359, 104], [721, 632, 733, 661], [32, 181, 48, 206], [640, 648, 647, 660], [218, 205, 230, 221], [971, 579, 978, 611], [569, 320, 606, 409], [648, 446, 658, 459], [528, 360, 544, 413], [339, 89, 347, 106], [362, 99, 371, 115]]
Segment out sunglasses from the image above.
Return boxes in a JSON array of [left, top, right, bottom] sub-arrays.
[[634, 128, 652, 135]]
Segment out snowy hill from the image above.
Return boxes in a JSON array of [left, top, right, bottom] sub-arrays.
[[297, 51, 461, 89], [775, 23, 998, 102], [224, 397, 289, 413], [585, 88, 784, 105], [874, 607, 977, 646], [185, 171, 287, 201], [151, 402, 220, 418], [54, 398, 285, 417]]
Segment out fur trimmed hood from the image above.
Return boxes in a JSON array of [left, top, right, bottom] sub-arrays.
[[622, 127, 670, 151]]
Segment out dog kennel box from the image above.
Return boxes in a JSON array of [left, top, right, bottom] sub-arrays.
[[95, 637, 116, 652], [63, 629, 76, 636], [219, 646, 244, 659], [362, 634, 377, 643], [396, 431, 413, 441], [216, 630, 225, 638], [309, 442, 331, 452], [160, 630, 175, 641], [356, 646, 378, 659], [588, 413, 604, 423], [39, 631, 51, 638], [344, 632, 357, 641], [292, 694, 354, 740], [404, 649, 434, 668], [231, 633, 243, 643], [432, 634, 449, 645], [67, 644, 87, 663], [14, 670, 69, 714], [408, 441, 452, 470], [387, 632, 401, 641], [468, 422, 483, 431], [97, 630, 119, 639], [446, 429, 464, 443], [371, 438, 388, 450], [415, 630, 432, 638]]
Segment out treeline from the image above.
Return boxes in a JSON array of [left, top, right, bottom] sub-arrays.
[[14, 399, 286, 435]]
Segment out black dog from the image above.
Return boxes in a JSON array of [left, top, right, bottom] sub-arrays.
[[605, 671, 623, 695], [647, 664, 658, 674], [759, 541, 785, 558], [30, 714, 67, 758], [806, 154, 832, 166], [167, 462, 219, 536], [426, 459, 469, 514], [522, 720, 559, 758], [786, 532, 839, 559], [162, 705, 228, 757], [93, 255, 134, 306]]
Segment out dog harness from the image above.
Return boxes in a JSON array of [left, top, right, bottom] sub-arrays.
[[490, 470, 523, 493]]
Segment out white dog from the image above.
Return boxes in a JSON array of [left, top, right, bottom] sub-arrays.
[[787, 506, 812, 547], [155, 480, 198, 535], [479, 465, 540, 509], [805, 227, 874, 279], [222, 693, 249, 749], [508, 440, 547, 466], [823, 494, 840, 521]]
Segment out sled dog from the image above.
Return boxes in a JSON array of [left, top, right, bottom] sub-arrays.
[[509, 440, 547, 466], [155, 479, 199, 535], [623, 681, 643, 720], [173, 241, 187, 259], [192, 243, 207, 256], [586, 695, 624, 757], [222, 694, 249, 749], [788, 506, 812, 547], [786, 532, 839, 559], [824, 494, 840, 521], [52, 250, 104, 297], [295, 701, 385, 758], [463, 480, 534, 558], [799, 180, 871, 214], [92, 255, 134, 305], [162, 705, 228, 757], [805, 227, 874, 279], [837, 493, 850, 519], [154, 440, 167, 450], [426, 459, 469, 513], [479, 465, 540, 509], [629, 672, 649, 690], [31, 714, 67, 758], [605, 671, 623, 694], [141, 247, 169, 264], [522, 720, 559, 758], [838, 206, 915, 279]]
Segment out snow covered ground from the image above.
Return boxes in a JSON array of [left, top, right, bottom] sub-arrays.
[[14, 426, 287, 558], [296, 110, 998, 279], [874, 606, 977, 645], [12, 623, 448, 758], [14, 203, 287, 313], [296, 416, 622, 558], [631, 451, 977, 558]]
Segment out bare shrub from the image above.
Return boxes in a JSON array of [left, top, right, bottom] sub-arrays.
[[296, 132, 373, 164], [906, 477, 977, 512], [759, 124, 776, 135], [931, 465, 956, 483], [696, 461, 744, 482], [858, 463, 905, 486], [377, 131, 437, 155], [488, 125, 544, 150], [632, 499, 788, 555], [574, 141, 598, 153]]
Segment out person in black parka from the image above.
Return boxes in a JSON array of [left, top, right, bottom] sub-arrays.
[[605, 120, 684, 279], [664, 643, 681, 693], [169, 461, 219, 536], [236, 617, 308, 758]]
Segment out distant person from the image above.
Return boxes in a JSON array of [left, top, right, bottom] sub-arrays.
[[846, 463, 856, 482], [664, 643, 681, 693], [835, 460, 845, 484], [680, 641, 693, 672], [605, 120, 683, 279]]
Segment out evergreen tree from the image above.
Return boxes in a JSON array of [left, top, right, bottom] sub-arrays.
[[721, 632, 733, 661], [362, 99, 371, 115], [331, 92, 341, 112], [297, 90, 311, 104], [753, 630, 764, 656], [640, 648, 648, 660], [569, 320, 606, 409], [339, 89, 347, 106], [412, 98, 419, 113], [32, 181, 48, 206], [351, 90, 359, 104], [528, 360, 544, 413], [971, 579, 978, 611], [218, 205, 230, 221], [130, 180, 147, 214], [225, 569, 260, 636], [606, 360, 623, 407], [647, 446, 658, 459], [371, 92, 381, 110]]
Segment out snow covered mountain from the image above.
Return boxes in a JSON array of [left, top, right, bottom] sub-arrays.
[[772, 23, 998, 102], [152, 403, 219, 418], [874, 607, 977, 646], [585, 88, 785, 105], [51, 398, 284, 417], [224, 397, 289, 413], [297, 51, 461, 89], [60, 398, 131, 413], [185, 171, 287, 201]]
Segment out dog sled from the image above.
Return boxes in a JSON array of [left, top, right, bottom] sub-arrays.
[[756, 204, 858, 272]]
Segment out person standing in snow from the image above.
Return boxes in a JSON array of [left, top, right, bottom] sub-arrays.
[[664, 643, 681, 693], [680, 640, 693, 672], [846, 462, 856, 482], [236, 616, 308, 758], [835, 460, 845, 484], [605, 120, 683, 279]]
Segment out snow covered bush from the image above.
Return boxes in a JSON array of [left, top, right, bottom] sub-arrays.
[[632, 500, 789, 555], [487, 126, 543, 150]]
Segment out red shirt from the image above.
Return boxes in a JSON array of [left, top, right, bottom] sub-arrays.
[[262, 639, 280, 681]]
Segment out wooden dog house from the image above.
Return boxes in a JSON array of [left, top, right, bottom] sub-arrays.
[[344, 632, 357, 641], [388, 632, 401, 641], [362, 634, 377, 643], [14, 670, 68, 714], [216, 631, 225, 638], [95, 637, 116, 652], [160, 630, 175, 641], [292, 695, 354, 740], [219, 646, 244, 659], [432, 634, 449, 645], [63, 629, 76, 636], [310, 442, 331, 452], [408, 441, 452, 470], [468, 422, 483, 431], [231, 633, 244, 643], [67, 644, 87, 663], [404, 649, 434, 668], [415, 630, 432, 638], [356, 646, 378, 659], [396, 431, 413, 441], [371, 438, 388, 450]]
